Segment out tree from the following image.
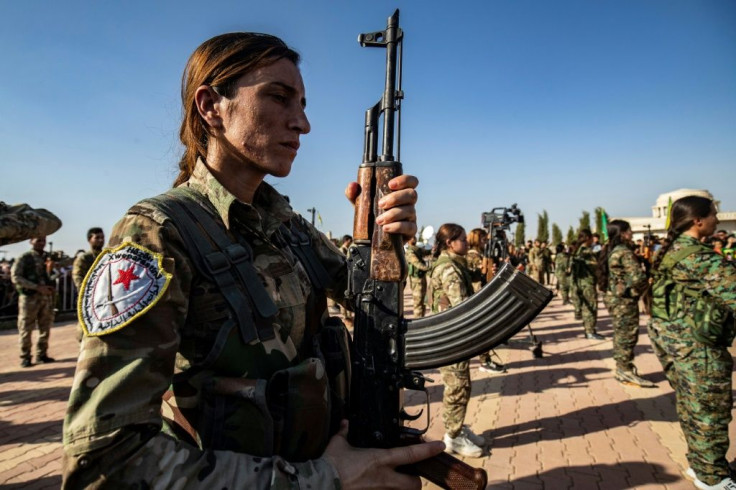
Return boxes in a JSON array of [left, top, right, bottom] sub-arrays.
[[566, 226, 576, 245], [514, 222, 525, 248], [578, 211, 591, 233], [537, 210, 549, 243], [552, 223, 563, 245]]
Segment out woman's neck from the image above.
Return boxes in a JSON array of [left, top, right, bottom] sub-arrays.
[[205, 147, 265, 204]]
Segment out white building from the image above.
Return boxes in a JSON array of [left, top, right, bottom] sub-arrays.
[[617, 189, 736, 241]]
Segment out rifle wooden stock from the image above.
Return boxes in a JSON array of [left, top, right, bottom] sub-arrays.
[[404, 262, 553, 370], [370, 163, 405, 282], [353, 166, 373, 241], [400, 436, 487, 490]]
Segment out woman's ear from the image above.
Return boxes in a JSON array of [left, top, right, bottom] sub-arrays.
[[194, 85, 223, 129]]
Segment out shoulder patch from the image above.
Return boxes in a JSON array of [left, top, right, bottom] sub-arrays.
[[78, 242, 172, 336]]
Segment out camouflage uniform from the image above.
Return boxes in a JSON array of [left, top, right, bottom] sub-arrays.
[[72, 249, 102, 341], [406, 242, 429, 318], [541, 246, 552, 285], [606, 244, 647, 370], [0, 202, 62, 246], [647, 235, 736, 485], [527, 245, 543, 283], [570, 244, 598, 335], [554, 251, 571, 303], [429, 251, 473, 437], [62, 160, 345, 489], [11, 249, 55, 362]]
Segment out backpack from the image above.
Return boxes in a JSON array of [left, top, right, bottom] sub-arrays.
[[651, 244, 734, 347]]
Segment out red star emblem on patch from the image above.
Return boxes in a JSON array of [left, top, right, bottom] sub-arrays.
[[113, 265, 140, 291]]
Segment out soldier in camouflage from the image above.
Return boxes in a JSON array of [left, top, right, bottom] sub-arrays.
[[554, 243, 571, 304], [570, 229, 603, 340], [428, 224, 487, 458], [10, 236, 56, 367], [405, 235, 429, 318], [71, 227, 105, 342], [465, 228, 505, 373], [647, 196, 736, 490], [62, 32, 440, 489], [527, 239, 543, 283], [598, 220, 654, 387], [0, 202, 61, 246]]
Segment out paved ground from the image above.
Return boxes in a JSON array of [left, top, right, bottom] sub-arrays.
[[1, 290, 735, 489]]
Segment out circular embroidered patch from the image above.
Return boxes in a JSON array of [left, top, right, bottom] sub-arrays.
[[78, 242, 172, 336]]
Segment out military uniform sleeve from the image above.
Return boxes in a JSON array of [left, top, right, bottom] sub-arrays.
[[63, 208, 341, 489], [10, 254, 38, 291], [71, 255, 87, 290], [301, 216, 349, 306], [621, 249, 647, 293], [406, 247, 429, 271], [440, 265, 468, 308]]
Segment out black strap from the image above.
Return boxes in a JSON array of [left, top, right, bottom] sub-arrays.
[[144, 188, 277, 344], [280, 218, 331, 291]]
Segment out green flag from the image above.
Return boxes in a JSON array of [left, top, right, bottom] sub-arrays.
[[601, 210, 609, 241], [664, 196, 673, 230]]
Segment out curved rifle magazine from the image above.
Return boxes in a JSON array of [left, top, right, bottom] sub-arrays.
[[404, 263, 553, 370]]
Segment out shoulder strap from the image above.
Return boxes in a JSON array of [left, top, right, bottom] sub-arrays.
[[659, 245, 705, 272], [279, 217, 331, 291], [144, 187, 277, 344]]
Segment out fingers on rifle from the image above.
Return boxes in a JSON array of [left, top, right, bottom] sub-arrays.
[[388, 174, 419, 190], [381, 440, 445, 467], [344, 182, 361, 205]]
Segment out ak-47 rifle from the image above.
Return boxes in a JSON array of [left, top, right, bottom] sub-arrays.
[[346, 11, 552, 489]]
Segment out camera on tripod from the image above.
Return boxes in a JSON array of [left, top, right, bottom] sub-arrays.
[[481, 203, 524, 231]]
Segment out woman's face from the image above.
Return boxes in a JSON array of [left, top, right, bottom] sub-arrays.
[[698, 205, 720, 237], [621, 228, 633, 242], [216, 58, 311, 178], [447, 231, 468, 256]]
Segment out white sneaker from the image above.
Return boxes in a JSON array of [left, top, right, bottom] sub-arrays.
[[693, 476, 736, 490], [443, 432, 483, 458], [460, 425, 486, 447]]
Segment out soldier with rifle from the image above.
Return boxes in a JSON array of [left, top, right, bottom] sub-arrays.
[[61, 26, 442, 489]]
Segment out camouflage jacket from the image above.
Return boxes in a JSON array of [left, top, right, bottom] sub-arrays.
[[607, 244, 646, 300], [650, 235, 736, 341], [0, 202, 62, 246], [11, 249, 53, 295], [429, 251, 472, 313], [71, 249, 101, 290], [63, 160, 344, 489], [528, 245, 543, 268], [406, 243, 429, 278], [464, 249, 485, 293], [554, 252, 570, 277], [571, 244, 597, 285]]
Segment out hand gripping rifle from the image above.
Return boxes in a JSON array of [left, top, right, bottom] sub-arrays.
[[346, 11, 552, 489]]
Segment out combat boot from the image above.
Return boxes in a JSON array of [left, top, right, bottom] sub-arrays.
[[615, 367, 656, 388]]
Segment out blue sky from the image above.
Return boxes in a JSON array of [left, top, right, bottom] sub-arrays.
[[1, 0, 735, 258]]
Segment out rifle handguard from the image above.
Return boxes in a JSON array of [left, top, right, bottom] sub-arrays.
[[404, 263, 552, 370]]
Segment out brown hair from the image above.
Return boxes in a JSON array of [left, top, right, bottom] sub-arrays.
[[467, 228, 487, 252], [175, 33, 300, 186], [652, 195, 714, 271], [433, 223, 466, 259]]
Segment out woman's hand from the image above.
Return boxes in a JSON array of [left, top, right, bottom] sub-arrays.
[[323, 420, 445, 490], [345, 174, 419, 242]]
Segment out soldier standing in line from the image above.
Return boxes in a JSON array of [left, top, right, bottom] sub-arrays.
[[541, 241, 553, 285], [428, 223, 486, 458], [10, 236, 56, 367], [528, 239, 545, 283], [554, 243, 571, 304], [648, 196, 736, 490], [570, 228, 603, 340], [405, 234, 429, 318], [62, 32, 439, 489], [465, 228, 505, 373], [72, 227, 105, 342], [598, 220, 654, 388]]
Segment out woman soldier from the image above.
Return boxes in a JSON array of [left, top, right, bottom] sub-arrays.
[[648, 196, 736, 490], [428, 224, 487, 457], [465, 228, 506, 373], [62, 33, 442, 489], [597, 220, 654, 387], [569, 228, 603, 340]]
